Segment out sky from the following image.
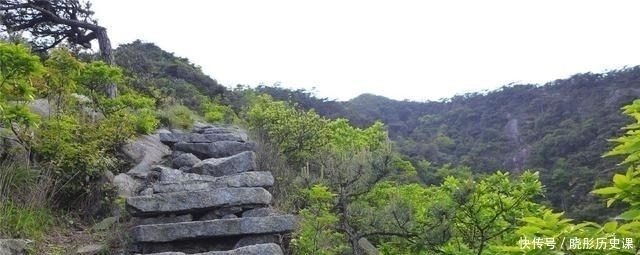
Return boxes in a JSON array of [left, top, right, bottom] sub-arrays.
[[90, 0, 640, 102]]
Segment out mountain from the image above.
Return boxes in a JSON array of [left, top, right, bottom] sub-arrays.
[[254, 67, 640, 221]]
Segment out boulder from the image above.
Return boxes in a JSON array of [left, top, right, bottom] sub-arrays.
[[122, 134, 171, 178], [242, 208, 275, 218], [75, 244, 106, 255], [130, 215, 296, 242], [113, 173, 140, 197], [171, 153, 201, 168], [358, 237, 380, 255], [134, 214, 192, 226], [159, 133, 245, 145], [126, 187, 272, 216], [234, 235, 279, 249], [0, 239, 31, 255], [153, 166, 217, 183], [173, 141, 255, 159], [137, 243, 283, 255], [152, 172, 274, 193], [191, 151, 257, 177]]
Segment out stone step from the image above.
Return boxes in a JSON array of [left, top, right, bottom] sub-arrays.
[[191, 151, 256, 177], [126, 187, 272, 216], [159, 133, 246, 145], [174, 141, 255, 159], [152, 172, 275, 193], [137, 243, 283, 255], [131, 215, 296, 243]]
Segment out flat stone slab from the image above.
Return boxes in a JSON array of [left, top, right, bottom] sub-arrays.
[[138, 243, 283, 255], [174, 141, 255, 159], [153, 172, 275, 193], [126, 187, 272, 216], [191, 151, 256, 177], [159, 133, 246, 145], [131, 215, 296, 243]]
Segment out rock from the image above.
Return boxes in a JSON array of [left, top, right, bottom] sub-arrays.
[[172, 153, 201, 168], [154, 166, 217, 183], [122, 134, 171, 178], [130, 215, 296, 242], [126, 187, 272, 216], [173, 141, 255, 159], [113, 173, 140, 197], [0, 239, 31, 255], [242, 208, 275, 218], [28, 98, 51, 118], [137, 243, 284, 255], [140, 188, 154, 196], [358, 237, 380, 255], [152, 172, 274, 193], [76, 244, 106, 255], [191, 151, 256, 177], [198, 207, 243, 221], [159, 133, 246, 145], [134, 214, 192, 226], [221, 214, 238, 219], [155, 128, 171, 134], [92, 216, 118, 231], [234, 235, 279, 249]]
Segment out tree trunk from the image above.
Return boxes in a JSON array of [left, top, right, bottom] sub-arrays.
[[95, 27, 117, 98]]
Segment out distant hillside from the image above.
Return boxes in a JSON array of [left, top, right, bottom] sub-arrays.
[[114, 40, 227, 109], [254, 67, 640, 221]]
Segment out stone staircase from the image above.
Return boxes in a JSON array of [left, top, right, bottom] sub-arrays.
[[126, 124, 295, 255]]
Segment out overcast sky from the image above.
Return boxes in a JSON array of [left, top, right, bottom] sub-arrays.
[[90, 0, 640, 102]]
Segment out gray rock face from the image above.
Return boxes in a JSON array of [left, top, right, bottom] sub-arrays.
[[113, 173, 140, 197], [191, 151, 257, 177], [172, 153, 201, 168], [242, 208, 275, 218], [0, 239, 30, 255], [138, 243, 284, 255], [75, 244, 106, 255], [358, 237, 380, 255], [134, 214, 193, 226], [122, 134, 171, 178], [152, 171, 274, 193], [126, 187, 272, 216], [234, 235, 279, 249], [130, 215, 296, 242], [173, 141, 255, 159], [155, 167, 218, 183], [159, 133, 246, 145]]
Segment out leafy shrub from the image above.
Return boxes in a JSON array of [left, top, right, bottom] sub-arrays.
[[133, 108, 160, 134], [158, 104, 195, 130]]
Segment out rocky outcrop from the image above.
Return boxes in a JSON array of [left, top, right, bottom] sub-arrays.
[[122, 124, 295, 254], [0, 239, 31, 255]]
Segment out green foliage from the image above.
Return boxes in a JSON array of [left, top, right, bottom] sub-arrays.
[[357, 170, 545, 254], [113, 40, 227, 110], [291, 185, 348, 255], [0, 201, 54, 241], [0, 43, 43, 156], [201, 100, 237, 123], [158, 104, 195, 130], [245, 94, 329, 167]]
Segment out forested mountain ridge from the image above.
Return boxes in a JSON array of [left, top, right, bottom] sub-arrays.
[[257, 67, 640, 221]]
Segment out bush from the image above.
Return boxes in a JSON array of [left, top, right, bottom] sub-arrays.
[[134, 108, 160, 134], [158, 104, 195, 130]]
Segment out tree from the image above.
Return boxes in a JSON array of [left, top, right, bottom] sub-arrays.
[[0, 0, 117, 97]]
